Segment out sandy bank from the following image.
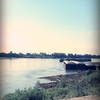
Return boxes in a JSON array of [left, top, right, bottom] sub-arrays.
[[60, 96, 100, 100]]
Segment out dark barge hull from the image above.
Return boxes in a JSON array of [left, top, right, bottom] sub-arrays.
[[65, 63, 97, 71]]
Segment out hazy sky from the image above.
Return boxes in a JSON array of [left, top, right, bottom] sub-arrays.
[[2, 0, 98, 54]]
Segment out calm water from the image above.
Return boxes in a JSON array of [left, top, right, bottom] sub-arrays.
[[0, 58, 67, 96], [0, 58, 99, 96]]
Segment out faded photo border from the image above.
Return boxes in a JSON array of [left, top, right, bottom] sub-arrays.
[[0, 0, 100, 100]]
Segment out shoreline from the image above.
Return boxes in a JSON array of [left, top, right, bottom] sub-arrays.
[[39, 71, 90, 89]]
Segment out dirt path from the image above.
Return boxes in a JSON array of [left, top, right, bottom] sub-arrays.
[[61, 96, 100, 100]]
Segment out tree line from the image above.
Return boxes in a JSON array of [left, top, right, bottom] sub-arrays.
[[0, 51, 100, 58]]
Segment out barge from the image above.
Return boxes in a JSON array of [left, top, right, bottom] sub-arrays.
[[64, 61, 100, 71], [59, 58, 91, 62]]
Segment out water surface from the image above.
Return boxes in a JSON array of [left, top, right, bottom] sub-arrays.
[[0, 58, 67, 96]]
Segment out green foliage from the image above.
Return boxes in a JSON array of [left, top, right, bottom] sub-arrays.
[[3, 88, 46, 100], [3, 71, 100, 100]]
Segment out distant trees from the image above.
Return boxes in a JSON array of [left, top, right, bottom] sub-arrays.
[[67, 53, 100, 58], [52, 53, 66, 58], [0, 52, 100, 58]]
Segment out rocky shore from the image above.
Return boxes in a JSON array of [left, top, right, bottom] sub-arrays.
[[39, 71, 90, 89]]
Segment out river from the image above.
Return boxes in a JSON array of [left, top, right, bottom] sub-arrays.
[[0, 58, 99, 96], [0, 58, 67, 96]]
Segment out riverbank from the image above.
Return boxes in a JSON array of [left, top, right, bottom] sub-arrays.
[[39, 71, 87, 89], [3, 70, 100, 100]]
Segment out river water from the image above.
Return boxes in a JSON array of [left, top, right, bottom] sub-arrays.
[[0, 58, 99, 96], [0, 58, 67, 96]]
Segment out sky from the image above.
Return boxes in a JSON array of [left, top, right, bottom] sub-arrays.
[[2, 0, 99, 54]]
